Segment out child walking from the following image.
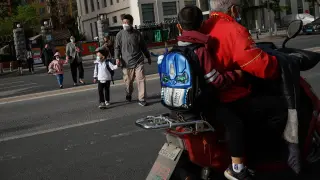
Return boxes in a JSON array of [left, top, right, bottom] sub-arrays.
[[48, 52, 68, 89], [93, 47, 118, 109]]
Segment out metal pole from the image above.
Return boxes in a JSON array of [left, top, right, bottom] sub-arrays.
[[267, 0, 272, 36], [155, 0, 160, 22]]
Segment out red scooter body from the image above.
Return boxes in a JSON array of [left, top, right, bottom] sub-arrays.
[[135, 20, 320, 180], [165, 77, 320, 174]]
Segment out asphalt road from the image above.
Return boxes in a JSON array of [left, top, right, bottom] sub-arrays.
[[0, 34, 320, 180], [1, 34, 320, 99]]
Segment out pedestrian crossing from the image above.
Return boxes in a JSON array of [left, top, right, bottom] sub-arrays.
[[0, 80, 41, 97]]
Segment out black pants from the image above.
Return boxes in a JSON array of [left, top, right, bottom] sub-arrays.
[[27, 58, 34, 72], [215, 95, 288, 158], [70, 59, 84, 83], [98, 81, 111, 103]]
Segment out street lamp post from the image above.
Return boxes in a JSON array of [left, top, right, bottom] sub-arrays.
[[13, 22, 26, 74], [97, 13, 109, 46], [41, 20, 53, 45]]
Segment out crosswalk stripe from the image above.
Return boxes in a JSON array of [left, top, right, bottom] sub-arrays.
[[304, 47, 320, 52]]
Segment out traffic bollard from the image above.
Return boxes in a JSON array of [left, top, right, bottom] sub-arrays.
[[0, 63, 3, 74], [10, 61, 13, 72]]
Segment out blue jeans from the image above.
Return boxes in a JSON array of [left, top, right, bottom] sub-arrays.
[[56, 74, 64, 86]]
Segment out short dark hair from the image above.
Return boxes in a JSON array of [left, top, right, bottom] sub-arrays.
[[178, 6, 203, 31], [121, 14, 134, 23]]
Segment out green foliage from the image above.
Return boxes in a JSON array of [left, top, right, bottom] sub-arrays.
[[0, 3, 40, 35], [0, 5, 9, 19]]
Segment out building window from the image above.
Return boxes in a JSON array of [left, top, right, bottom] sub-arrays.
[[90, 23, 94, 40], [112, 16, 117, 23], [285, 0, 291, 14], [162, 2, 177, 16], [103, 0, 107, 7], [199, 0, 209, 11], [90, 0, 95, 11], [94, 22, 98, 37], [297, 0, 303, 13], [110, 0, 113, 5], [97, 0, 100, 10], [309, 3, 314, 15], [39, 7, 45, 15], [106, 18, 110, 26], [184, 0, 196, 6], [141, 3, 155, 22], [120, 14, 125, 20], [84, 0, 89, 14]]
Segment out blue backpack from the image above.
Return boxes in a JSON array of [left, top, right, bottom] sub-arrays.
[[158, 44, 207, 113]]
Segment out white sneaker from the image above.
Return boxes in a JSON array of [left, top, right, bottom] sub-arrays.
[[105, 101, 110, 106]]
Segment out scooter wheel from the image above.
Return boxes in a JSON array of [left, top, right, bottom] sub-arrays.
[[170, 167, 199, 180]]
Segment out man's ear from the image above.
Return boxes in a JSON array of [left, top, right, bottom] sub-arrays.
[[177, 24, 183, 34], [230, 5, 238, 18]]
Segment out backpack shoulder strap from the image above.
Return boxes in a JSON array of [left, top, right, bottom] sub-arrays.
[[105, 60, 114, 84]]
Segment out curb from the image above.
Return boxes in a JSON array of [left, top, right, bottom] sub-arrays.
[[0, 74, 160, 105]]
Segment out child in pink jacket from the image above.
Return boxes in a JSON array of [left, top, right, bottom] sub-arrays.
[[48, 52, 68, 88]]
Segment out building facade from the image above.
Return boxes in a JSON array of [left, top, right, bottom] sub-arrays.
[[76, 0, 320, 40], [251, 0, 320, 30], [76, 0, 210, 40]]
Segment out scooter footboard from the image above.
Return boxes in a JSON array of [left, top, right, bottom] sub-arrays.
[[146, 143, 184, 180]]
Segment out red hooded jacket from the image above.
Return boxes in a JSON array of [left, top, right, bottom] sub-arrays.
[[199, 12, 279, 102], [177, 31, 241, 97]]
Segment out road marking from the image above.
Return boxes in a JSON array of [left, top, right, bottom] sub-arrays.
[[0, 74, 160, 105], [304, 47, 320, 52], [0, 83, 38, 90], [0, 81, 25, 86], [0, 118, 114, 143], [110, 129, 144, 138]]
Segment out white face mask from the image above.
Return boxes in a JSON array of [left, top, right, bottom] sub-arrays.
[[123, 24, 131, 31], [96, 56, 101, 61], [70, 39, 75, 43], [56, 57, 60, 60]]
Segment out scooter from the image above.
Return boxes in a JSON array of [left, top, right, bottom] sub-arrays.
[[135, 20, 320, 180]]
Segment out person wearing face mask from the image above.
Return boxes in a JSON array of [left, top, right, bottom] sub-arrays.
[[115, 14, 152, 107], [48, 52, 68, 89], [66, 36, 85, 86], [184, 0, 295, 179], [93, 47, 118, 109]]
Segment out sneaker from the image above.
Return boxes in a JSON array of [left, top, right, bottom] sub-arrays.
[[126, 95, 132, 102], [59, 85, 63, 89], [79, 80, 85, 84], [138, 101, 148, 106], [224, 165, 254, 180], [73, 83, 78, 86], [99, 102, 107, 109], [105, 101, 110, 106]]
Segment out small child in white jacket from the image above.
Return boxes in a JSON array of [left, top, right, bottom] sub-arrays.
[[93, 47, 118, 109]]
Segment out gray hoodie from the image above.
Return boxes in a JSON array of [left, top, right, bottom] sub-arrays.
[[115, 29, 150, 68]]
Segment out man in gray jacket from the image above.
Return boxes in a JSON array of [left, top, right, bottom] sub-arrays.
[[66, 36, 85, 86], [115, 14, 152, 106]]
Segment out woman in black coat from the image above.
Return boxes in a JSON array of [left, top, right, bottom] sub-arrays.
[[41, 44, 54, 71]]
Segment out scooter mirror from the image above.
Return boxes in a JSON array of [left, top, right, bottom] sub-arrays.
[[282, 20, 303, 48], [287, 20, 303, 39]]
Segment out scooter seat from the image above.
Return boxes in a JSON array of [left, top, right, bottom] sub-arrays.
[[277, 48, 320, 71]]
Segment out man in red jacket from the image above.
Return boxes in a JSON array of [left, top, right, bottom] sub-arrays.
[[177, 2, 288, 180], [197, 0, 286, 179]]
